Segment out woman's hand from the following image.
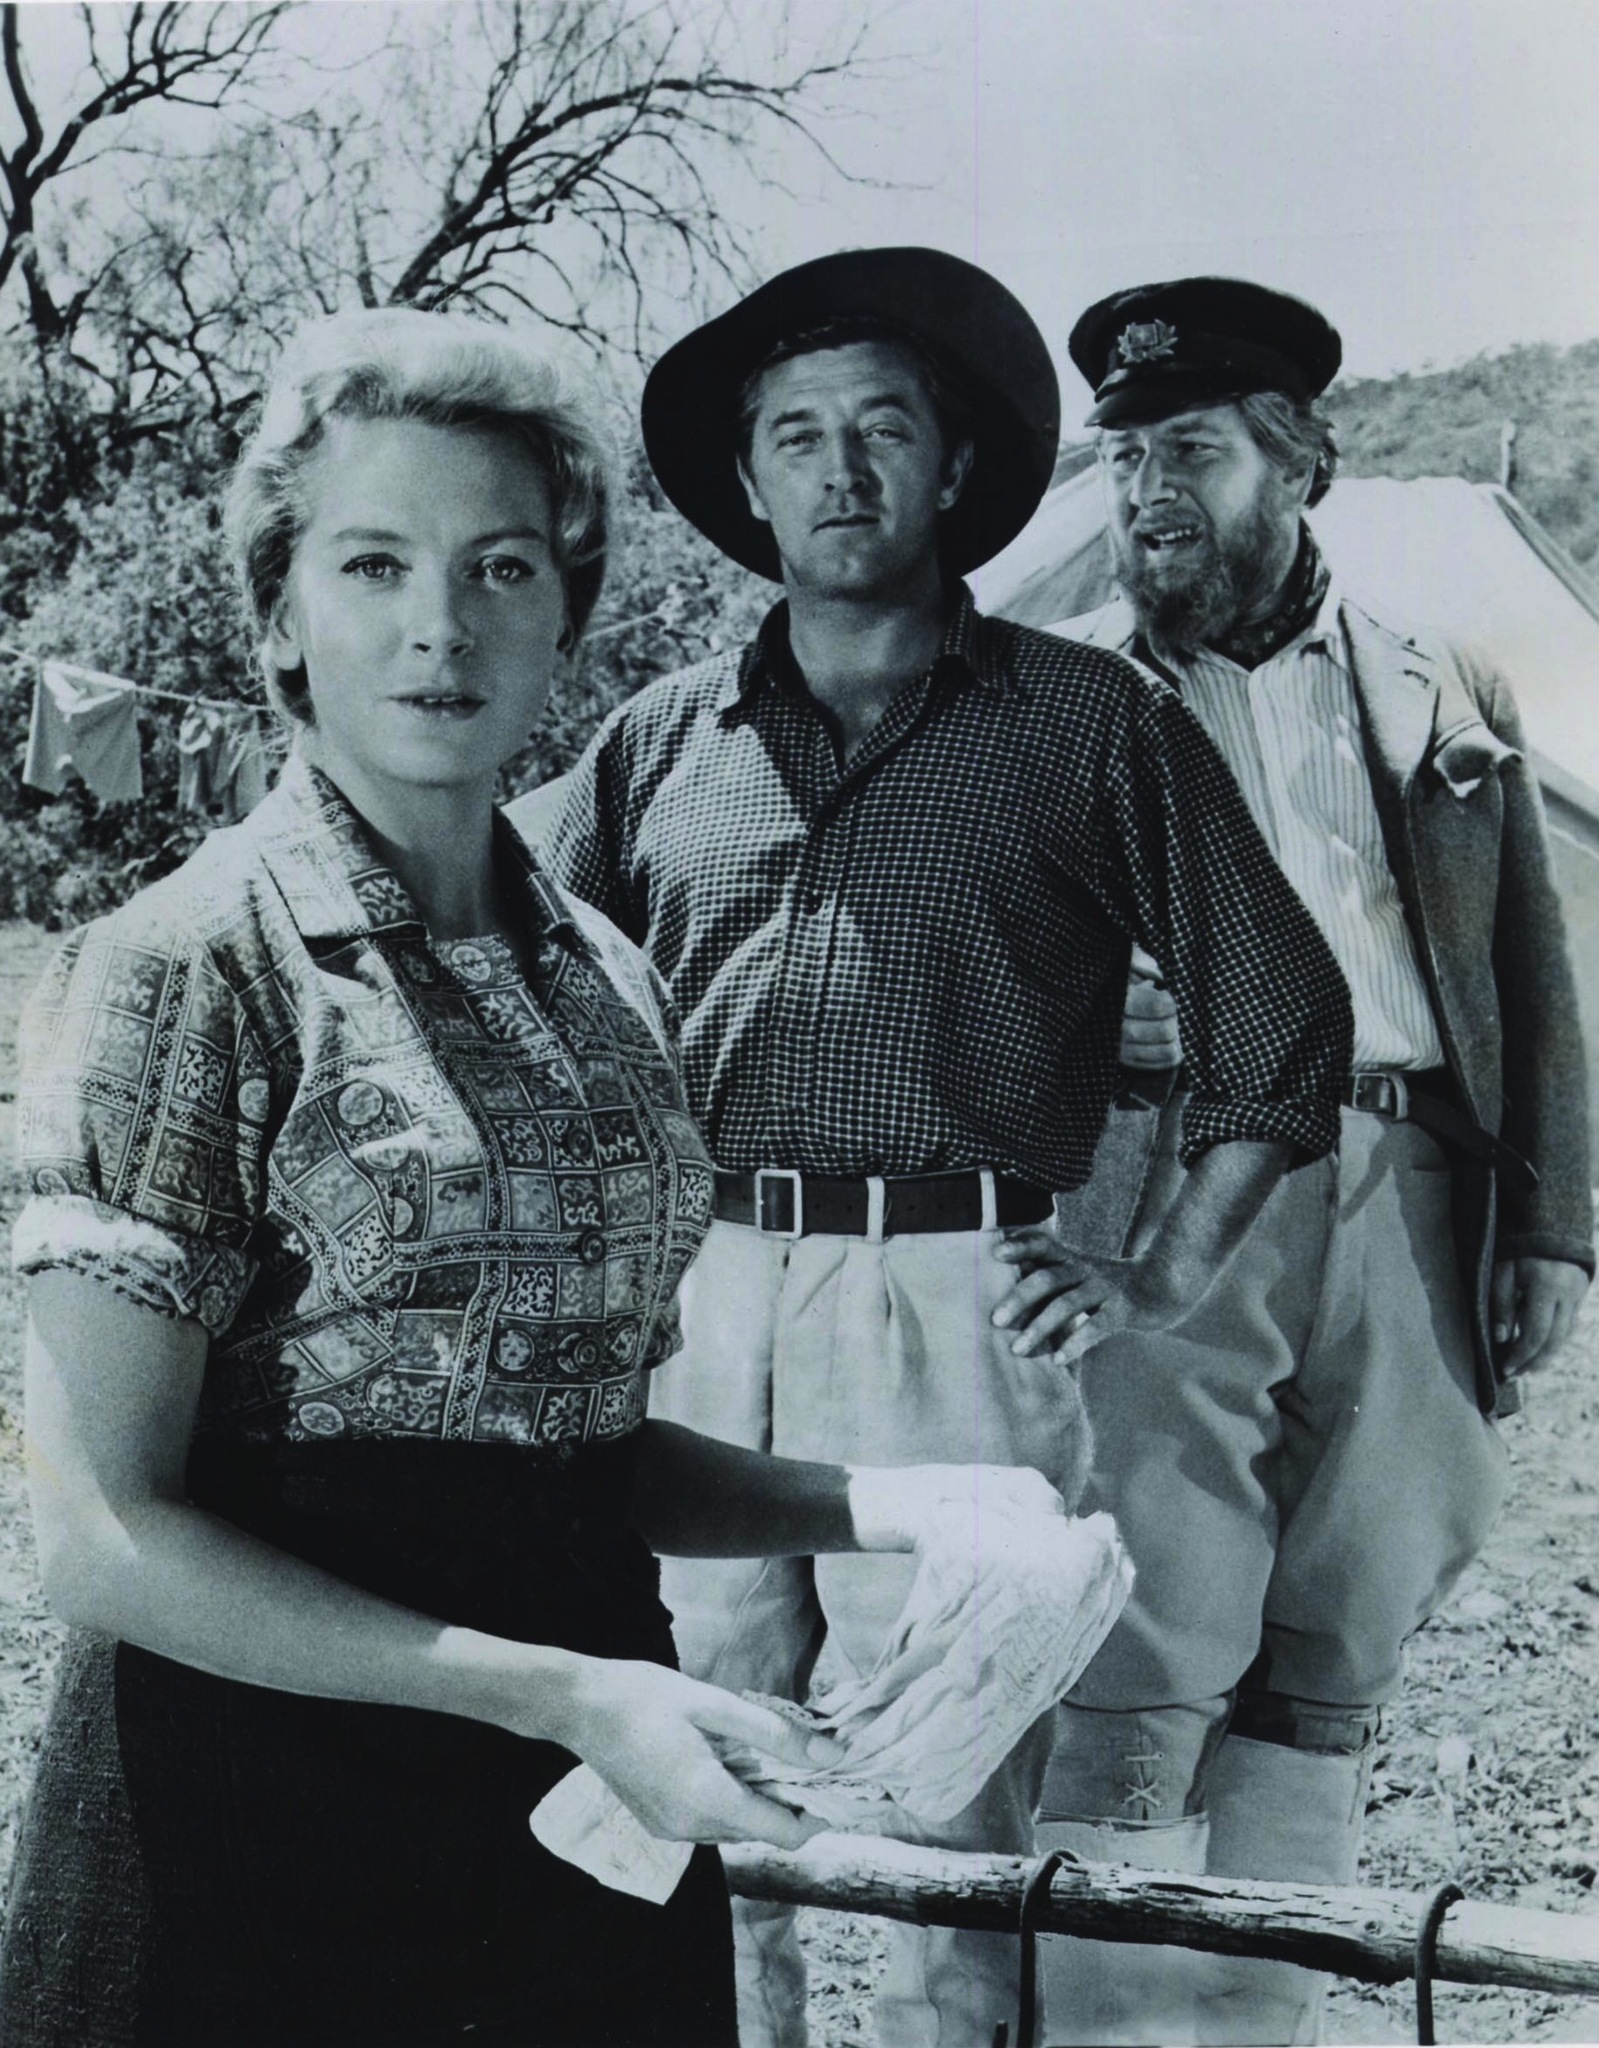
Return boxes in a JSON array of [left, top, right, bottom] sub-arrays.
[[546, 1657, 837, 1847], [26, 1270, 841, 1826], [845, 1460, 1066, 1552]]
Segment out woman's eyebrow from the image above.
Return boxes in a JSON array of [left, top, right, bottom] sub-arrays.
[[322, 525, 551, 546], [469, 526, 551, 548]]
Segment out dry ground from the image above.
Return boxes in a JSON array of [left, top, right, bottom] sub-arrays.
[[793, 1332, 1599, 2047], [793, 1321, 1599, 2048], [0, 916, 1594, 2046]]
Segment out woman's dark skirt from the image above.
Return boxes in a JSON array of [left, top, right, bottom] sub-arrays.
[[0, 1436, 737, 2048]]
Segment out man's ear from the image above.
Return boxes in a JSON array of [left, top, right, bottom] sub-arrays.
[[1277, 450, 1318, 514], [938, 438, 975, 512], [738, 458, 772, 526]]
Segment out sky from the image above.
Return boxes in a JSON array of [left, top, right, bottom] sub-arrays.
[[12, 0, 1599, 408], [754, 0, 1599, 408]]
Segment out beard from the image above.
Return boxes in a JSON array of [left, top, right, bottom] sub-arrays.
[[1111, 490, 1292, 655]]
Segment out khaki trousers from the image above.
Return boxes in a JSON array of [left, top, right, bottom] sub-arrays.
[[653, 1219, 1091, 2048], [1066, 1105, 1508, 1714], [1038, 1105, 1509, 2046]]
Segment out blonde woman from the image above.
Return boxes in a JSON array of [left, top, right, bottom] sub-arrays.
[[1, 310, 1060, 2047]]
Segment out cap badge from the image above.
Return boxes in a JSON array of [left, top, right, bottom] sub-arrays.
[[1116, 319, 1179, 365]]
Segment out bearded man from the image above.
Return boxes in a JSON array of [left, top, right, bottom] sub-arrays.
[[1036, 277, 1593, 2046]]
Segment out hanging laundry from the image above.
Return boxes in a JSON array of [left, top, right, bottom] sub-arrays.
[[222, 715, 271, 820], [178, 704, 271, 823], [23, 660, 144, 803], [177, 703, 225, 813]]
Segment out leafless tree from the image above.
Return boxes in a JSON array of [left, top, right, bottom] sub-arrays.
[[373, 0, 867, 346], [2, 0, 877, 425], [0, 3, 292, 359]]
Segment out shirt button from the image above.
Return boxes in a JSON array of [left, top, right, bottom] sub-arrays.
[[577, 1229, 607, 1265], [804, 887, 827, 914]]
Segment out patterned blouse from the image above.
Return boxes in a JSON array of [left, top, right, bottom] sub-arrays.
[[12, 753, 713, 1450]]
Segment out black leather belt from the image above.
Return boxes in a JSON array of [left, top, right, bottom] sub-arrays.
[[712, 1167, 1054, 1239], [1343, 1069, 1538, 1195]]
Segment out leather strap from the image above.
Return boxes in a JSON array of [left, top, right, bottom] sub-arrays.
[[1011, 1847, 1076, 2048], [1413, 1880, 1466, 2046], [1343, 1069, 1538, 1196], [711, 1167, 1053, 1238]]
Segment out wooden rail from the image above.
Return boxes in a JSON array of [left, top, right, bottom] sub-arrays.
[[723, 1837, 1599, 1999]]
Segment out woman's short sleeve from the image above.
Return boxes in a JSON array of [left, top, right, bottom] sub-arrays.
[[639, 1291, 687, 1373], [12, 919, 268, 1333]]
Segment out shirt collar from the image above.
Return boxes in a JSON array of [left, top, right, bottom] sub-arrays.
[[496, 807, 590, 949], [716, 582, 1009, 724], [1225, 576, 1349, 673], [1294, 576, 1351, 669], [253, 748, 586, 950]]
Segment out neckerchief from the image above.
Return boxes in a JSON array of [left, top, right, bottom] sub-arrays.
[[1209, 524, 1331, 671]]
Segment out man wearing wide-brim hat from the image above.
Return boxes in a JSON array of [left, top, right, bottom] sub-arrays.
[[1036, 277, 1593, 2045], [518, 249, 1355, 2046]]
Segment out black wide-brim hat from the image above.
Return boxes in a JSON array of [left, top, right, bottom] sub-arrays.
[[641, 247, 1061, 581], [1069, 277, 1342, 427]]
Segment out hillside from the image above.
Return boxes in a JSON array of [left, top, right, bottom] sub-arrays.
[[1330, 340, 1599, 568]]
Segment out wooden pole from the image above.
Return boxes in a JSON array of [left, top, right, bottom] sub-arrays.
[[723, 1837, 1599, 1998], [1500, 417, 1519, 493]]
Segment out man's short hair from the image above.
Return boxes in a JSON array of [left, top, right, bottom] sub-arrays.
[[733, 317, 979, 471], [1234, 390, 1340, 507]]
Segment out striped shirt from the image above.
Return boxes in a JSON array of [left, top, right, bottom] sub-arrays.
[[1161, 588, 1444, 1070], [526, 587, 1352, 1188]]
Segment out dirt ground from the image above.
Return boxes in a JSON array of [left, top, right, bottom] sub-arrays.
[[792, 1350, 1599, 2046], [0, 915, 1594, 2046], [793, 1334, 1599, 2048]]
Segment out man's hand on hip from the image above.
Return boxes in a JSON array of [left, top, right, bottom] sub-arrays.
[[1491, 1256, 1590, 1378], [992, 1138, 1295, 1367], [991, 1230, 1170, 1367]]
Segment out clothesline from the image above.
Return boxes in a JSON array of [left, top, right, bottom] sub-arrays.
[[13, 604, 679, 816], [0, 640, 269, 719], [21, 654, 275, 814], [585, 604, 667, 643], [0, 603, 669, 697]]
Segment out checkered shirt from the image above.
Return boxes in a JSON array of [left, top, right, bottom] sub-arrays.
[[533, 586, 1352, 1186], [13, 753, 713, 1448]]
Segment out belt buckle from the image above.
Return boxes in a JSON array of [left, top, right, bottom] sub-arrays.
[[754, 1168, 804, 1238], [1351, 1070, 1408, 1119]]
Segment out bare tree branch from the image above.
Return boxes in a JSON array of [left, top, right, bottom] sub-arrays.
[[0, 1, 293, 347], [308, 0, 880, 353], [1, 0, 889, 422]]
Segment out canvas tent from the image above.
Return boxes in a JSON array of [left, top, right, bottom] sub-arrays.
[[975, 468, 1599, 1158]]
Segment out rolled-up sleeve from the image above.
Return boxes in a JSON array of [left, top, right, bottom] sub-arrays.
[[13, 919, 268, 1332], [1090, 681, 1353, 1164]]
